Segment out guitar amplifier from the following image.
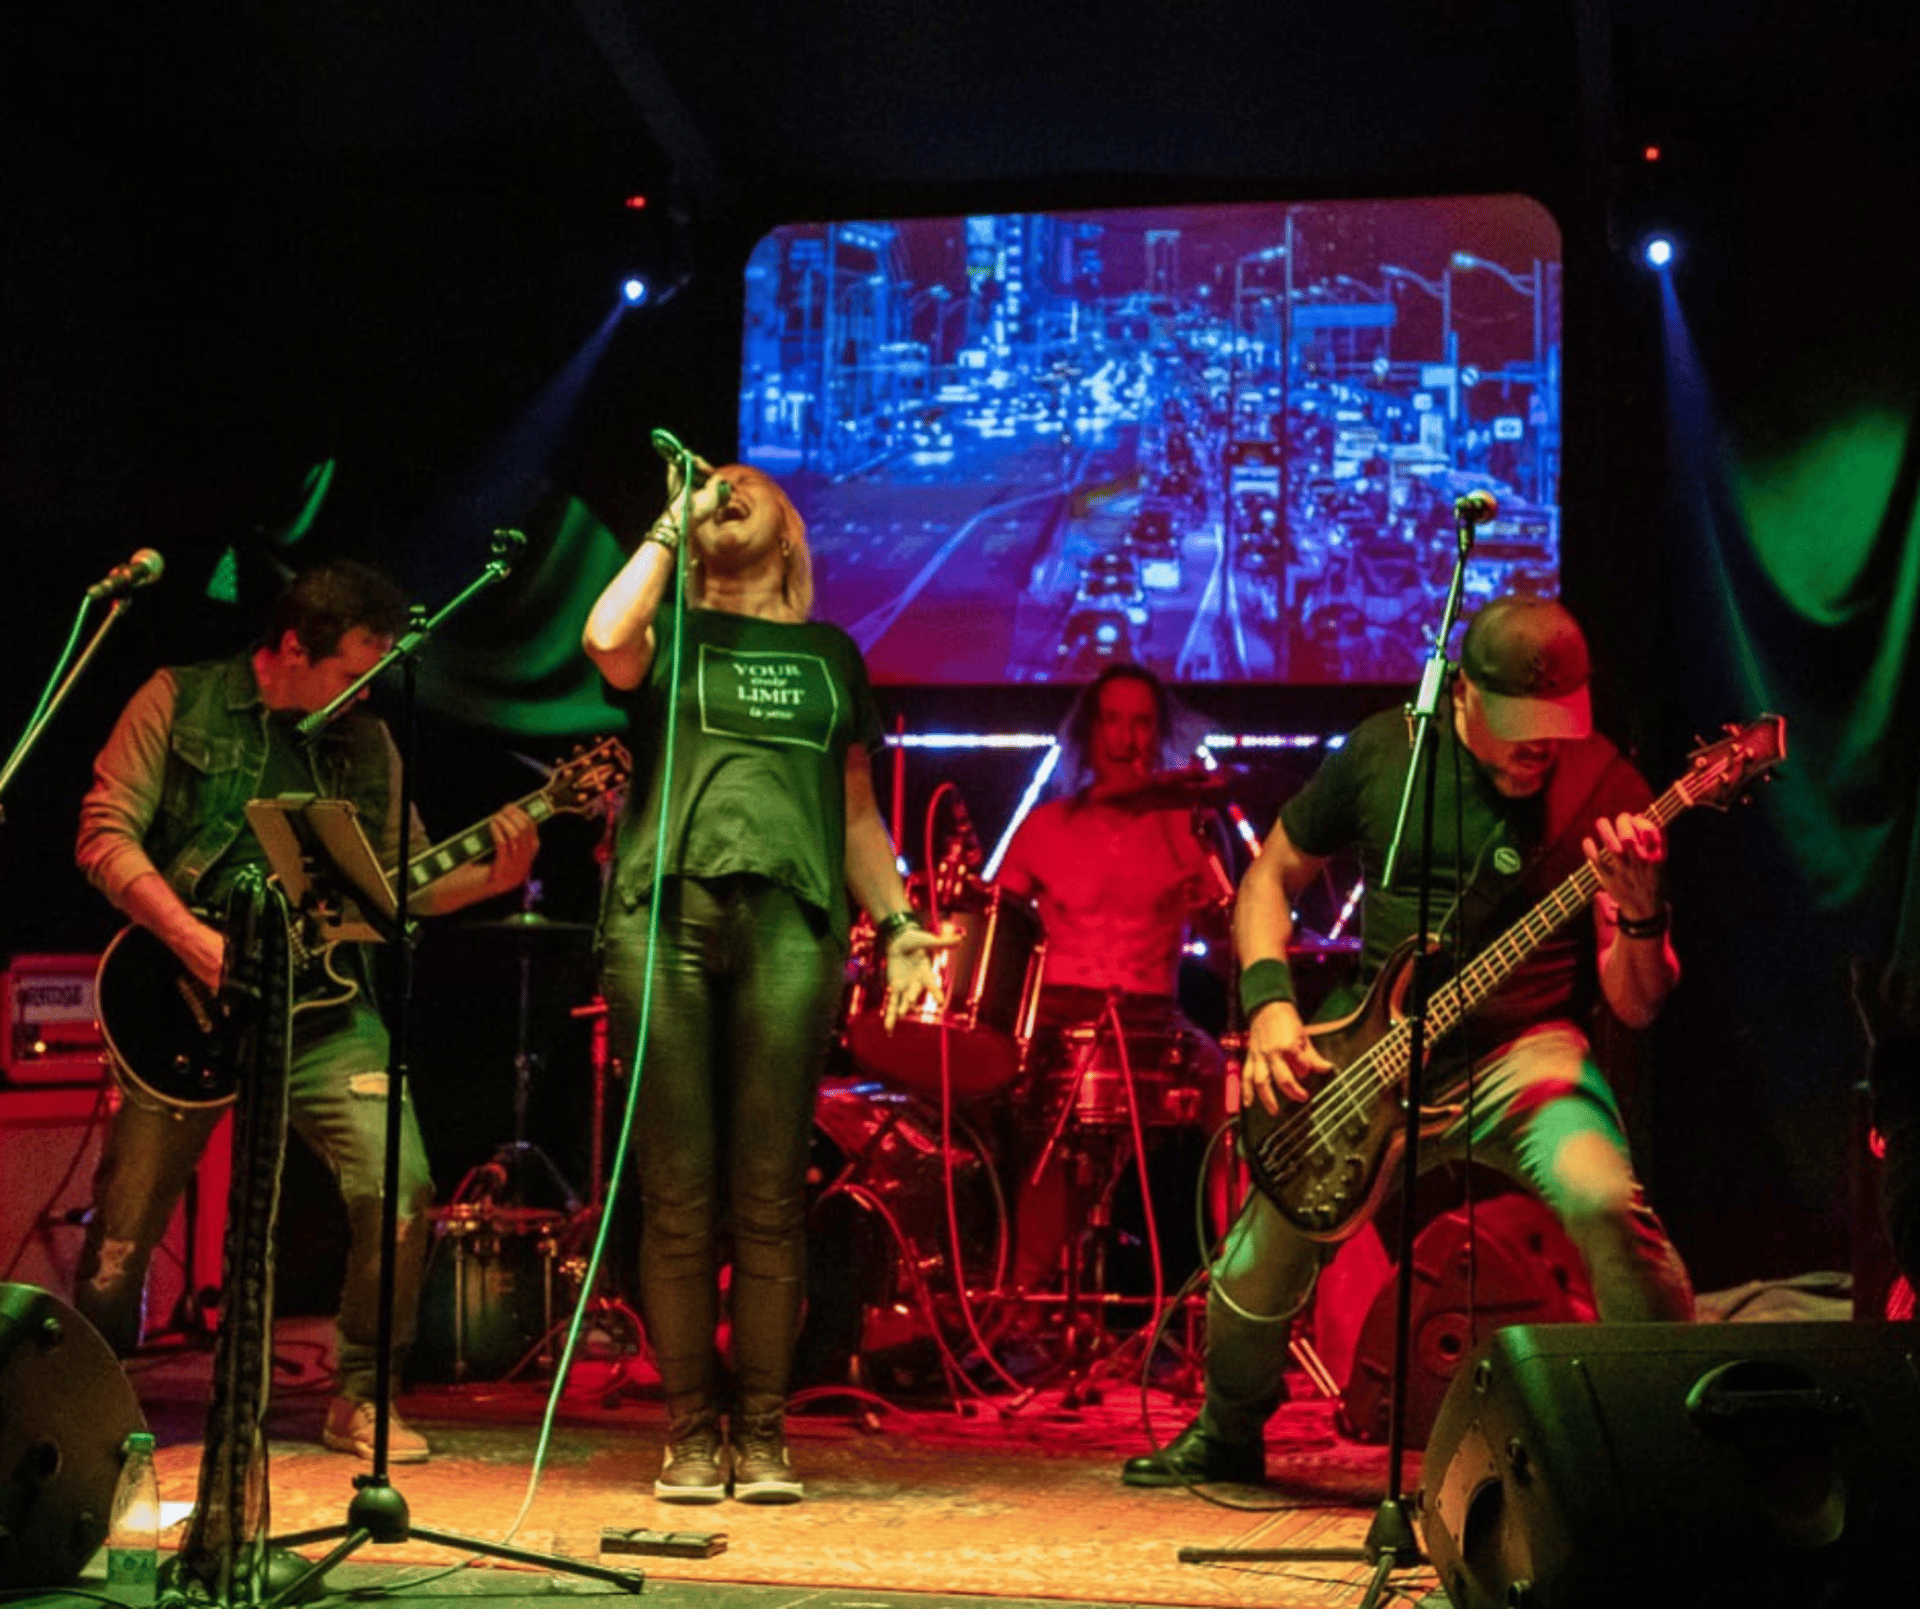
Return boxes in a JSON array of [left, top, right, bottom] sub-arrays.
[[2, 954, 106, 1085]]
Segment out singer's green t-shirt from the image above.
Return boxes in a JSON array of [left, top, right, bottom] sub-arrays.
[[605, 598, 884, 943]]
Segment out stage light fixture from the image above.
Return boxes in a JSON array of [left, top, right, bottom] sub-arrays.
[[1641, 235, 1676, 270], [621, 277, 652, 306]]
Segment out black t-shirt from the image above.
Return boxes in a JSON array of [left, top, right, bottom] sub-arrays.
[[607, 600, 884, 943], [1279, 703, 1652, 1052]]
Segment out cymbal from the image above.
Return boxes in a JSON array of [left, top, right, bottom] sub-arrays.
[[464, 911, 594, 936], [1100, 765, 1242, 812]]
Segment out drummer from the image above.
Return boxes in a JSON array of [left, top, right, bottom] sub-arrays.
[[995, 663, 1232, 1295]]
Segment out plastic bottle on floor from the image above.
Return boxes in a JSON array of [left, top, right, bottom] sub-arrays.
[[106, 1430, 160, 1606]]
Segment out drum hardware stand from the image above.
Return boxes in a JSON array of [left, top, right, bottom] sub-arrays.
[[254, 538, 644, 1604], [1179, 499, 1485, 1607]]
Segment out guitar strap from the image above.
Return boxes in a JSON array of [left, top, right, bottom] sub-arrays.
[[179, 870, 293, 1604]]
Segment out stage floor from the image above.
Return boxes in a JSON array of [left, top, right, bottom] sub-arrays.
[[102, 1317, 1441, 1609]]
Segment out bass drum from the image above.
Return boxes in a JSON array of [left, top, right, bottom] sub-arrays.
[[794, 1078, 1007, 1398]]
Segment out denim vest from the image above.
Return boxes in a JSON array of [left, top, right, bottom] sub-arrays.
[[152, 657, 397, 902]]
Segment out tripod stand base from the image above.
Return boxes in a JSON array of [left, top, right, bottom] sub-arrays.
[[266, 1476, 645, 1607]]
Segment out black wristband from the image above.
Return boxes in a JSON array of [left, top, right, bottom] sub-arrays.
[[875, 908, 923, 954], [1239, 956, 1296, 1019], [1614, 902, 1671, 939]]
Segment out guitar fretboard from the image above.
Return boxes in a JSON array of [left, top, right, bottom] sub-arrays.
[[1351, 771, 1705, 1102], [403, 792, 560, 891]]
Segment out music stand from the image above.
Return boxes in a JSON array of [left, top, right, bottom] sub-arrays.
[[245, 794, 398, 946]]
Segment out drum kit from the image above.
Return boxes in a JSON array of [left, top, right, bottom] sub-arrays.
[[411, 765, 1352, 1407]]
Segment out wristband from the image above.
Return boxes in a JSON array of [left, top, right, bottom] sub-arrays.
[[1614, 902, 1671, 940], [874, 908, 923, 954], [641, 518, 681, 553], [1239, 956, 1296, 1019]]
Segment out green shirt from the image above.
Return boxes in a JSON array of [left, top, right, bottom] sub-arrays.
[[608, 601, 884, 943]]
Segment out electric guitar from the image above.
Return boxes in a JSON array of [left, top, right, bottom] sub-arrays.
[[95, 737, 629, 1112], [1239, 716, 1786, 1241]]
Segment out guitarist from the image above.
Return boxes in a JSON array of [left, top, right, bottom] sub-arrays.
[[72, 559, 540, 1463], [1122, 592, 1695, 1488]]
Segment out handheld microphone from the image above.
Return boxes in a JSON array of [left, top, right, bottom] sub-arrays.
[[86, 548, 166, 602], [1453, 489, 1499, 524]]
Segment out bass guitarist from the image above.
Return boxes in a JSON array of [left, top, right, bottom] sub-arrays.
[[1122, 592, 1695, 1487], [72, 559, 539, 1463]]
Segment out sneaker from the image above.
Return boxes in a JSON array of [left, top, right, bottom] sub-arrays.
[[655, 1410, 729, 1503], [730, 1407, 804, 1504], [1120, 1418, 1263, 1487], [322, 1396, 431, 1464]]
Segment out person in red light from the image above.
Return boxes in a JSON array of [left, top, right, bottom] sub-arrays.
[[1123, 593, 1694, 1487], [997, 663, 1233, 1297]]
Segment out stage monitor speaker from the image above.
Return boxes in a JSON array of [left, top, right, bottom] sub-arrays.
[[1418, 1320, 1920, 1609], [0, 1282, 147, 1591]]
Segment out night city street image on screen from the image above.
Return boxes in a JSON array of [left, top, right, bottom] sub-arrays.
[[738, 196, 1561, 685]]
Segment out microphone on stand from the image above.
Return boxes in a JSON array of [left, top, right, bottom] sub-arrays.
[[650, 429, 731, 503], [1453, 489, 1499, 524], [86, 548, 166, 602]]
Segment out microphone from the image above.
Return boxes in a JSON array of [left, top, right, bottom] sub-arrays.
[[489, 527, 527, 567], [1453, 489, 1499, 524], [651, 428, 712, 482], [86, 548, 166, 602]]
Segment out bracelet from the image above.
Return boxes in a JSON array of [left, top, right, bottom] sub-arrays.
[[1614, 902, 1671, 940], [874, 908, 924, 954], [641, 518, 681, 553], [1239, 956, 1296, 1019]]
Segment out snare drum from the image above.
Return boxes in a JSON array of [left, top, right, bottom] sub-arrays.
[[844, 885, 1045, 1098]]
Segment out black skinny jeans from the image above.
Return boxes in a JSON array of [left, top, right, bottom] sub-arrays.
[[599, 874, 843, 1421]]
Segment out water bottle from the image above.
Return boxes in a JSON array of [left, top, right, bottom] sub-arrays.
[[105, 1430, 160, 1605]]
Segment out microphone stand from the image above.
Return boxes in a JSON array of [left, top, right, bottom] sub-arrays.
[[0, 593, 138, 823], [1179, 507, 1480, 1609], [262, 530, 644, 1603]]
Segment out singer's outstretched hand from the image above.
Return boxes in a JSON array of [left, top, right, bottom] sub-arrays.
[[882, 921, 962, 1031]]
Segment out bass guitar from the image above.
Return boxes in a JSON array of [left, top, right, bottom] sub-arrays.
[[95, 737, 629, 1112], [1239, 716, 1786, 1241]]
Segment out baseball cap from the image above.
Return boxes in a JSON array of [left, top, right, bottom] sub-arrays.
[[1459, 595, 1592, 742]]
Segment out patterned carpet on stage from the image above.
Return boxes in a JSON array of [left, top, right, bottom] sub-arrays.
[[133, 1320, 1433, 1609]]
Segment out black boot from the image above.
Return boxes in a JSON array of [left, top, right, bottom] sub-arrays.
[[1121, 1418, 1265, 1487]]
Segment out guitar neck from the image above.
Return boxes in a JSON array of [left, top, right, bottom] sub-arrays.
[[1422, 779, 1694, 1046], [401, 786, 558, 893]]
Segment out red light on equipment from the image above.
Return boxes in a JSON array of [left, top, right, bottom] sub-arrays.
[[1642, 145, 1661, 163], [623, 194, 649, 211]]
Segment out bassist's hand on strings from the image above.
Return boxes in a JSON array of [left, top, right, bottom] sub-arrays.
[[1583, 810, 1665, 924], [1242, 998, 1333, 1114]]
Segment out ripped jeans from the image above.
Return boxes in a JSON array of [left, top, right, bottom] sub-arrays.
[[1200, 1022, 1695, 1445], [75, 996, 434, 1400]]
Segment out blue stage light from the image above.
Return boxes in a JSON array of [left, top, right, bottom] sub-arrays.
[[622, 277, 652, 306], [1642, 235, 1676, 270]]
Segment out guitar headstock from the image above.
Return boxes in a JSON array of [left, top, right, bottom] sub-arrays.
[[1681, 715, 1787, 811], [543, 738, 632, 815]]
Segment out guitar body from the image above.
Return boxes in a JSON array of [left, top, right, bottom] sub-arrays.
[[96, 924, 236, 1111], [93, 737, 633, 1115], [1239, 940, 1450, 1242]]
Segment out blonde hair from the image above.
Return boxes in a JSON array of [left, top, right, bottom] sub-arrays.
[[684, 464, 814, 621]]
